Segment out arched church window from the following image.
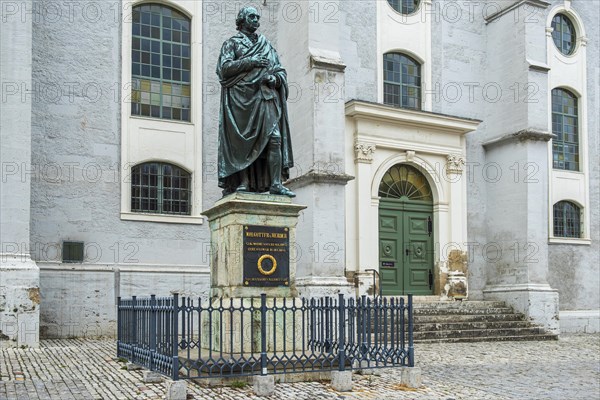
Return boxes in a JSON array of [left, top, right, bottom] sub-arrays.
[[383, 53, 421, 110], [131, 162, 191, 215], [131, 3, 191, 121], [379, 164, 432, 202], [551, 13, 576, 56], [552, 88, 579, 171], [553, 201, 581, 238]]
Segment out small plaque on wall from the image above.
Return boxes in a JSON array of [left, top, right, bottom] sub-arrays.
[[243, 225, 290, 287]]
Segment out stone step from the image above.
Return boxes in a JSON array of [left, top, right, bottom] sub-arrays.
[[411, 301, 507, 309], [413, 307, 516, 315], [370, 300, 556, 343], [415, 334, 559, 343], [413, 327, 550, 340], [413, 313, 526, 323], [413, 320, 534, 332]]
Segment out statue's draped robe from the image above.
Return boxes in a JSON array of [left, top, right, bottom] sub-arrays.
[[216, 32, 293, 193]]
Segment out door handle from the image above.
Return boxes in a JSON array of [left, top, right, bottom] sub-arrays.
[[405, 248, 411, 256], [428, 216, 432, 237], [429, 269, 433, 290]]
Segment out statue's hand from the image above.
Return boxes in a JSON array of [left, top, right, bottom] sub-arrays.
[[263, 75, 277, 88], [249, 55, 269, 68]]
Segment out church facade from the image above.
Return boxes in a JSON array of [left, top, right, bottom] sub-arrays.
[[1, 0, 598, 347]]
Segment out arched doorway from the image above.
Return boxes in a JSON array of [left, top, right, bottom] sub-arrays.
[[379, 164, 434, 295]]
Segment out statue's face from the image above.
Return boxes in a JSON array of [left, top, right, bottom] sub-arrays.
[[241, 8, 260, 32]]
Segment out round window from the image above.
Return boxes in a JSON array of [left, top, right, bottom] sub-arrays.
[[387, 0, 421, 15], [551, 13, 576, 56]]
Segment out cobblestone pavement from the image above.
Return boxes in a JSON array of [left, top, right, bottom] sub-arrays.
[[1, 334, 599, 399]]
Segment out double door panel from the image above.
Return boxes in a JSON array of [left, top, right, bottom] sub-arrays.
[[379, 205, 433, 295]]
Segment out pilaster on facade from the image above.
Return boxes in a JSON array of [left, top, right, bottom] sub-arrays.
[[0, 0, 40, 348], [278, 0, 353, 297]]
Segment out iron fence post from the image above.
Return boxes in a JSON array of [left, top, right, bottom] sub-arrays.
[[260, 293, 267, 376], [338, 294, 346, 371], [360, 295, 367, 358], [172, 293, 180, 381], [408, 294, 414, 367], [149, 295, 156, 371], [131, 296, 137, 350], [116, 297, 121, 355]]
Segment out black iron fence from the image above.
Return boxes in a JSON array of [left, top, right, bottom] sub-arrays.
[[117, 294, 414, 380]]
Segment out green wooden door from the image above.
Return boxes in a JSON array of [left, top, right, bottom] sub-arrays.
[[379, 200, 434, 295]]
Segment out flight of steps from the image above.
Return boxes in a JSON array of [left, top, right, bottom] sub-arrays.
[[410, 299, 559, 343]]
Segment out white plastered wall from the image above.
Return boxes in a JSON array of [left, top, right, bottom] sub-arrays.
[[120, 0, 203, 224], [546, 1, 590, 244]]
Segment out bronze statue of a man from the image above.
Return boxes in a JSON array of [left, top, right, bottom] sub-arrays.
[[216, 6, 295, 197]]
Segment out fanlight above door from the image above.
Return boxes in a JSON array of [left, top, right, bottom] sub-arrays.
[[379, 164, 433, 202]]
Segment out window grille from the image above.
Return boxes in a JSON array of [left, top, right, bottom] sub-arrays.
[[131, 162, 191, 215], [383, 53, 421, 110], [552, 14, 576, 56], [379, 164, 432, 202], [131, 4, 191, 121], [552, 88, 579, 171], [553, 201, 581, 238]]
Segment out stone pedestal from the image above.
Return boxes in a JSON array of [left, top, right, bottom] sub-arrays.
[[253, 374, 275, 396], [203, 192, 306, 299], [202, 193, 306, 353], [200, 297, 304, 353]]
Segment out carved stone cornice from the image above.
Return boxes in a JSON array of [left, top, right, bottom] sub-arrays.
[[483, 129, 556, 149], [446, 154, 466, 175], [354, 141, 376, 163], [285, 171, 355, 190]]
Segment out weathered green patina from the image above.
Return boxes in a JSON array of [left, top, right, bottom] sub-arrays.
[[216, 7, 295, 197]]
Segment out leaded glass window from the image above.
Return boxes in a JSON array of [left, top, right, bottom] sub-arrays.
[[379, 164, 432, 202], [553, 201, 581, 238], [552, 14, 576, 56], [383, 53, 421, 110], [552, 88, 579, 171], [131, 4, 191, 121], [131, 162, 191, 215], [387, 0, 420, 15]]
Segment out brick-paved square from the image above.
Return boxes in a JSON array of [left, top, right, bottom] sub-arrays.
[[1, 334, 598, 399]]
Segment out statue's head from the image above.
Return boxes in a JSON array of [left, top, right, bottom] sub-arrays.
[[236, 6, 260, 32]]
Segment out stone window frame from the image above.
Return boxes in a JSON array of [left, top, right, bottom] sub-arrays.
[[120, 0, 203, 225], [546, 3, 590, 245]]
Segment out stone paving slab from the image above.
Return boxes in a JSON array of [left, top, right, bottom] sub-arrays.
[[1, 334, 598, 399]]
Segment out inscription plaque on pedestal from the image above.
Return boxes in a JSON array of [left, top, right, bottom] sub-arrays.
[[243, 225, 290, 287]]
